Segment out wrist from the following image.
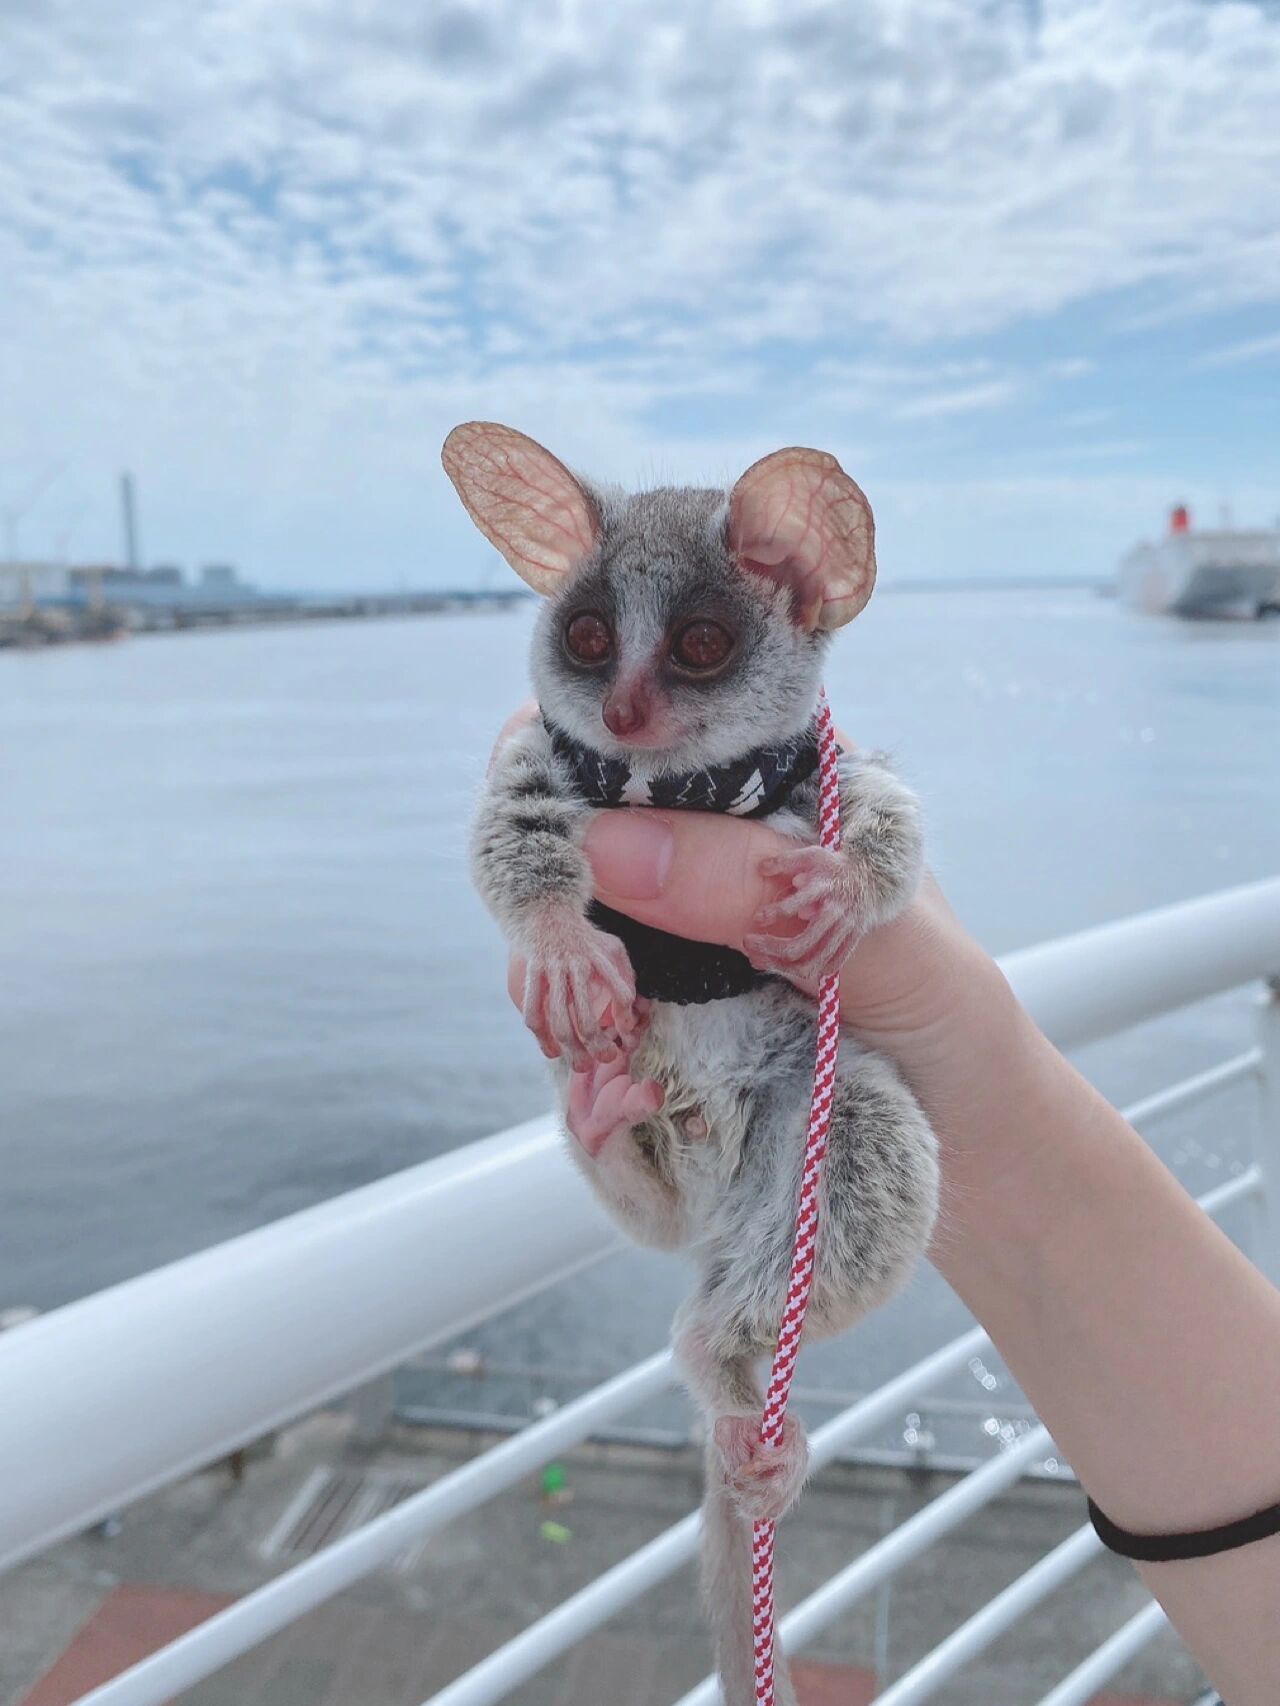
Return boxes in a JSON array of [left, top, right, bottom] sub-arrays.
[[921, 981, 1088, 1284]]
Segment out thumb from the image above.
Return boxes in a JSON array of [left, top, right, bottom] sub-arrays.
[[580, 806, 967, 1051], [583, 809, 792, 955]]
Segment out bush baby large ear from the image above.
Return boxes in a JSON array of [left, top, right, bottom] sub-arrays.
[[441, 422, 601, 595], [728, 447, 876, 631]]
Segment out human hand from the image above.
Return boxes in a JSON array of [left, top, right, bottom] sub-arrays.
[[583, 804, 1016, 1102]]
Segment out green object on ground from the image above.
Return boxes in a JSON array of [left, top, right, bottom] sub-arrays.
[[539, 1520, 572, 1544]]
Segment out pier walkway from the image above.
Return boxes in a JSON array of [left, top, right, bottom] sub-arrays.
[[2, 1409, 1203, 1706]]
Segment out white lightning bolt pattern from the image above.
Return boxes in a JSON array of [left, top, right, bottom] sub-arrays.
[[727, 769, 766, 816]]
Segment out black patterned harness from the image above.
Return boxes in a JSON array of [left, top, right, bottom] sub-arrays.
[[546, 716, 820, 1005]]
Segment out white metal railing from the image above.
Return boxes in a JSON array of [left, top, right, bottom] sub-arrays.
[[0, 875, 1277, 1706], [0, 1115, 621, 1574]]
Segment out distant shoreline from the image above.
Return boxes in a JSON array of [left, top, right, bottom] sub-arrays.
[[0, 590, 528, 651], [0, 579, 1116, 653]]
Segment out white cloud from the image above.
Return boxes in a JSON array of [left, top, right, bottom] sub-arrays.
[[1193, 330, 1280, 367], [1054, 438, 1149, 459], [1045, 358, 1097, 379], [2, 0, 1279, 580], [893, 378, 1023, 421]]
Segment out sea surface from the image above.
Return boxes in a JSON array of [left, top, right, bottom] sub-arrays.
[[2, 592, 1277, 1456]]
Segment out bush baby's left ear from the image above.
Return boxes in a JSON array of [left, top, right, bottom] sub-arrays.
[[728, 447, 876, 631], [441, 421, 600, 595]]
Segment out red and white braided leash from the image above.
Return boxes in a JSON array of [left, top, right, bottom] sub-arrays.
[[750, 689, 842, 1706]]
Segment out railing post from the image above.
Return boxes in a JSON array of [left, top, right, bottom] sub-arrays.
[[1254, 976, 1280, 1286]]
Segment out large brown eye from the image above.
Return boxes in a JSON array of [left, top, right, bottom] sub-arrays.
[[565, 612, 613, 664], [671, 619, 733, 673]]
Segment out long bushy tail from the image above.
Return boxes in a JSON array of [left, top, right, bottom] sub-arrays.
[[700, 1443, 798, 1706]]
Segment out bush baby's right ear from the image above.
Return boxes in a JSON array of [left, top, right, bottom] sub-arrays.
[[728, 447, 876, 631], [441, 422, 601, 595]]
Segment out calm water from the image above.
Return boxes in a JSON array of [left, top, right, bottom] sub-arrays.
[[2, 594, 1276, 1448]]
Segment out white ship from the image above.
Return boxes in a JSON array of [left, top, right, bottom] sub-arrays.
[[1119, 505, 1280, 619]]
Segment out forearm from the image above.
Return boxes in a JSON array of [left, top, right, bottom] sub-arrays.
[[924, 978, 1280, 1704], [471, 721, 593, 939]]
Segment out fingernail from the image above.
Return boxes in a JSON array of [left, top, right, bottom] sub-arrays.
[[585, 813, 674, 899]]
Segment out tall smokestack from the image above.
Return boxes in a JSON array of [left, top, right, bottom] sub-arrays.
[[120, 472, 140, 571]]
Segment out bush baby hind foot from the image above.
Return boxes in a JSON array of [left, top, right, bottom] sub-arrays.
[[676, 1311, 810, 1525], [714, 1413, 810, 1525], [561, 1043, 688, 1251], [565, 1051, 665, 1159]]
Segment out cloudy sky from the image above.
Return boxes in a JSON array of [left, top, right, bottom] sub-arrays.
[[3, 0, 1278, 588]]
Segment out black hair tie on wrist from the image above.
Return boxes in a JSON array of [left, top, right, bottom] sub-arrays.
[[1087, 1493, 1280, 1562]]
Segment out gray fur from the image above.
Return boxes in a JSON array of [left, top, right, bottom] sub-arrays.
[[469, 476, 939, 1706], [471, 721, 593, 933]]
